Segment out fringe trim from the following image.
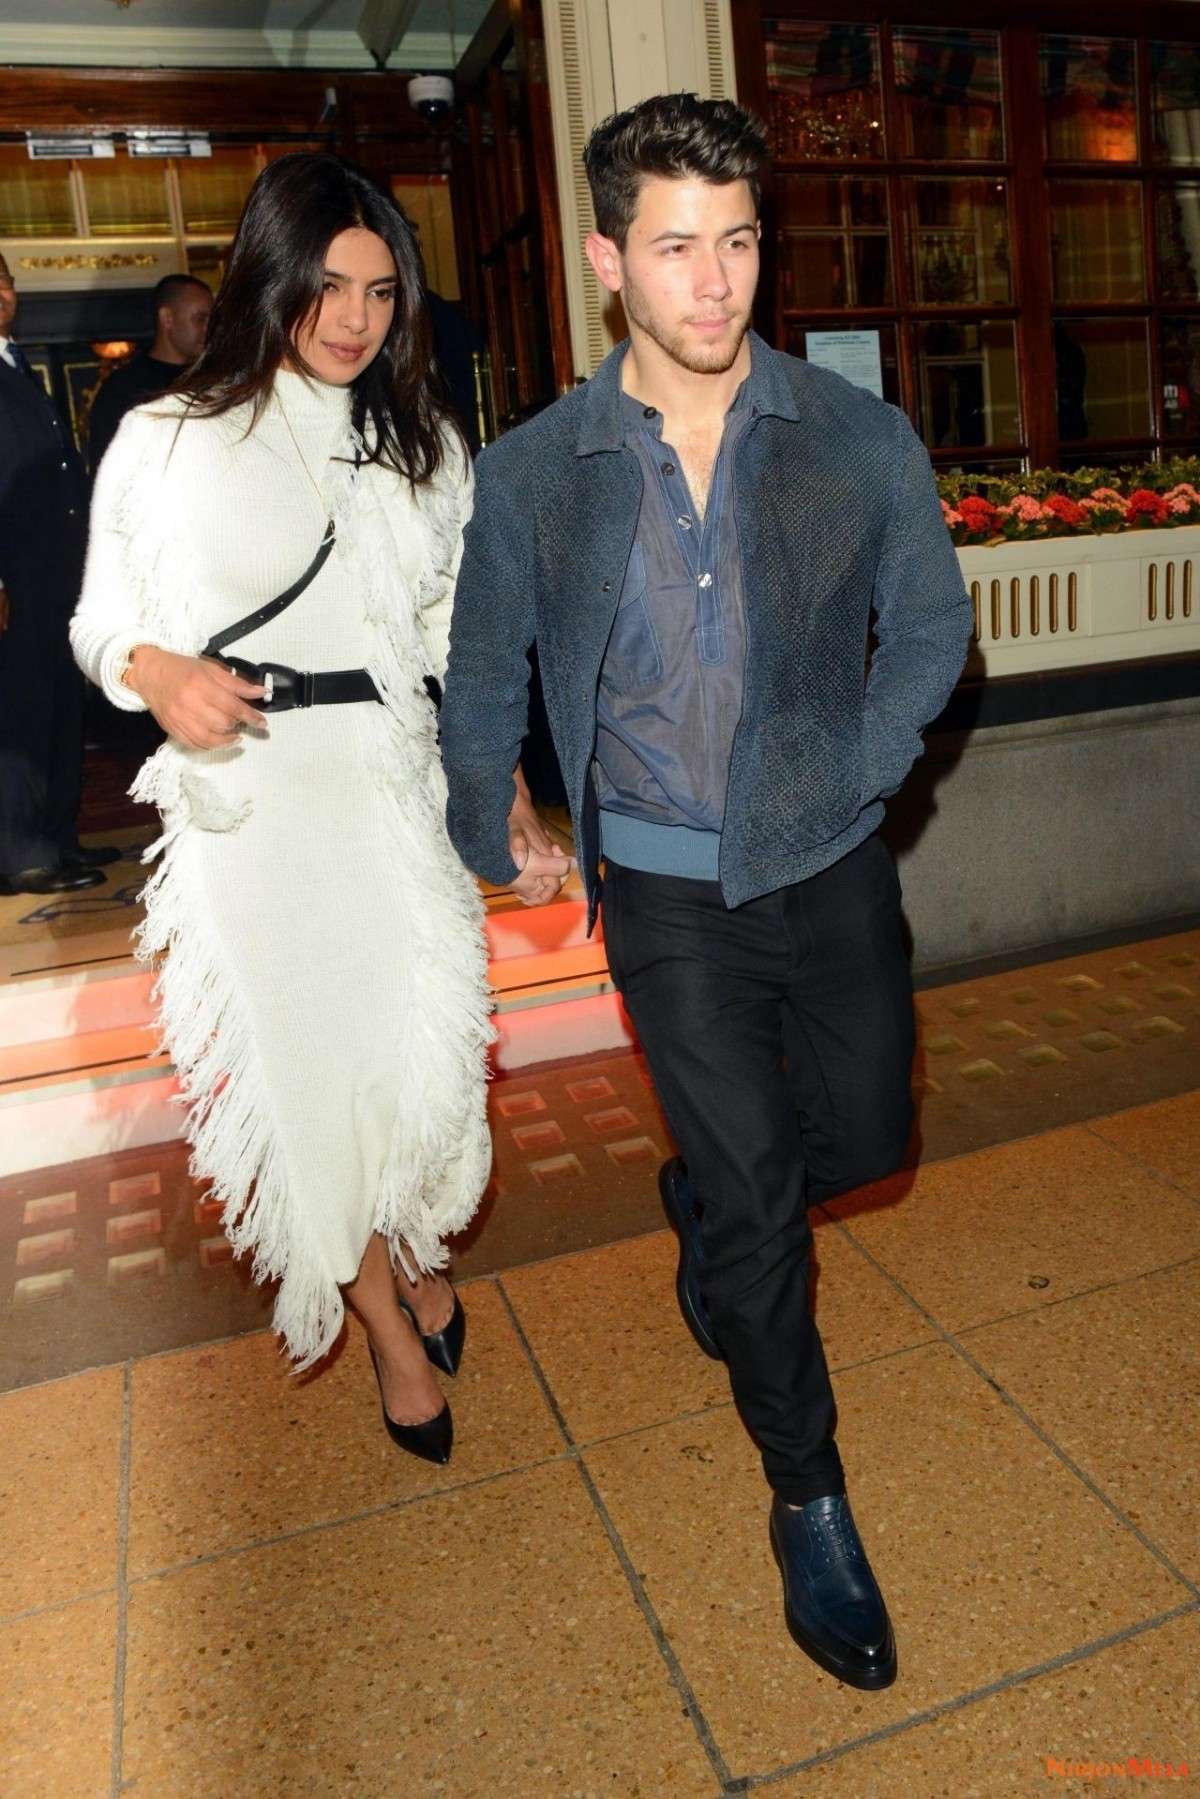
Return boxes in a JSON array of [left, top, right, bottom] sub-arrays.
[[131, 413, 492, 1367]]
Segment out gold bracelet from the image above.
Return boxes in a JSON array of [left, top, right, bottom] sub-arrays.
[[118, 643, 156, 690]]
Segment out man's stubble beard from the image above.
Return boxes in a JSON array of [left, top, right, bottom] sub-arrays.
[[621, 274, 751, 377]]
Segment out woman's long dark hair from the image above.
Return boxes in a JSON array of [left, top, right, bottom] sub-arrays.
[[178, 152, 449, 484]]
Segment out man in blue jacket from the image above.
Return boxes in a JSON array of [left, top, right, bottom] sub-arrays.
[[440, 94, 972, 1690]]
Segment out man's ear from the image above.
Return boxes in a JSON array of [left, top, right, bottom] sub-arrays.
[[585, 231, 623, 295]]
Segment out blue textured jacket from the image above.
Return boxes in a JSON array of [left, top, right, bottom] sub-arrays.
[[440, 333, 973, 927]]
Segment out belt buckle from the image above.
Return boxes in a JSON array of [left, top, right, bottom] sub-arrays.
[[256, 662, 312, 712]]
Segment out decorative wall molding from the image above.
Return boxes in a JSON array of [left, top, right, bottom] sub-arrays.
[[541, 0, 738, 381]]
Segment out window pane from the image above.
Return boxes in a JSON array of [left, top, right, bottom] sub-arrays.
[[786, 323, 901, 404], [1157, 184, 1200, 298], [177, 148, 257, 237], [910, 179, 1011, 305], [1161, 316, 1200, 437], [1151, 42, 1200, 166], [184, 248, 228, 291], [80, 159, 171, 237], [915, 320, 1019, 447], [1041, 36, 1138, 162], [777, 177, 890, 307], [1054, 318, 1150, 440], [0, 146, 76, 236], [1049, 181, 1145, 301], [894, 29, 1004, 160], [764, 22, 884, 161]]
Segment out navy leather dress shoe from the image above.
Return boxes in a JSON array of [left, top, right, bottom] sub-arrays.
[[658, 1157, 723, 1361], [769, 1493, 897, 1690]]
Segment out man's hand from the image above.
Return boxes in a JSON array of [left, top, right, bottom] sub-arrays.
[[510, 838, 574, 905], [507, 767, 573, 906], [125, 646, 266, 750]]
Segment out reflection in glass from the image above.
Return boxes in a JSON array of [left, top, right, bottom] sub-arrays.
[[1054, 317, 1150, 440], [0, 146, 76, 237], [394, 173, 460, 300], [786, 323, 900, 404], [915, 320, 1019, 447], [178, 149, 257, 237], [1041, 36, 1137, 162], [1151, 42, 1200, 165], [910, 179, 1010, 305], [184, 248, 227, 293], [765, 22, 884, 160], [894, 29, 1004, 160], [1157, 185, 1200, 298], [777, 178, 890, 307], [1160, 317, 1200, 437], [1049, 181, 1145, 301], [81, 159, 171, 237]]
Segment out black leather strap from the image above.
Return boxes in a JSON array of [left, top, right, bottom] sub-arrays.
[[214, 655, 381, 711], [201, 519, 336, 658]]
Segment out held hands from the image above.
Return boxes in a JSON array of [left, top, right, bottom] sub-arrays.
[[507, 766, 573, 907], [124, 647, 266, 751]]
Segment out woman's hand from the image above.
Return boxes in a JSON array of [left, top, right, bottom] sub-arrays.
[[507, 765, 572, 906], [124, 646, 267, 750]]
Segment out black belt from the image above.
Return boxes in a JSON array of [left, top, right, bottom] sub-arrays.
[[218, 655, 382, 713]]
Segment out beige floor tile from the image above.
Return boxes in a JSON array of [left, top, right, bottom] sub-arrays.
[[967, 1262, 1200, 1583], [0, 1594, 116, 1799], [121, 1462, 719, 1799], [500, 1223, 932, 1449], [1088, 1091, 1200, 1201], [127, 1281, 563, 1577], [0, 1367, 123, 1616], [810, 1215, 935, 1372], [768, 1610, 1200, 1797], [500, 1233, 730, 1443], [583, 1342, 1188, 1779], [829, 1127, 1200, 1333]]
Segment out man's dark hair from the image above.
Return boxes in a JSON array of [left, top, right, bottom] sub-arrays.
[[153, 273, 210, 311], [584, 93, 768, 250]]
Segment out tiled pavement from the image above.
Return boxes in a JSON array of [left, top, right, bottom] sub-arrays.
[[4, 929, 1198, 1391], [2, 922, 1199, 1794], [2, 1088, 1198, 1796]]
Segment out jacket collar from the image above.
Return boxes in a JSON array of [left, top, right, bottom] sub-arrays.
[[576, 329, 801, 457]]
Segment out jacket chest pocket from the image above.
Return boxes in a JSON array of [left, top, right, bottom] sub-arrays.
[[603, 544, 664, 691]]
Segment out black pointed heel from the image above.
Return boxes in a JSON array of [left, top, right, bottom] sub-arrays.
[[368, 1344, 453, 1464], [398, 1288, 466, 1378]]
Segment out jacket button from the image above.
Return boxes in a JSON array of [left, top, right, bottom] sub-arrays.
[[601, 579, 611, 591]]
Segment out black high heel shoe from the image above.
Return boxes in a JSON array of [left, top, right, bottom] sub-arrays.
[[368, 1344, 453, 1465], [398, 1287, 466, 1378]]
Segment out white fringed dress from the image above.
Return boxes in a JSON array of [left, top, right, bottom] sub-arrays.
[[71, 371, 493, 1367]]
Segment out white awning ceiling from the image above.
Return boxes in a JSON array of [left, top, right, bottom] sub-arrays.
[[0, 0, 493, 71]]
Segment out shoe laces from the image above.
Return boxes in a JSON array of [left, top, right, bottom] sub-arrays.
[[811, 1498, 863, 1569]]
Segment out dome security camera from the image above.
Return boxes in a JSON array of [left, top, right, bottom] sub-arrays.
[[407, 75, 455, 125]]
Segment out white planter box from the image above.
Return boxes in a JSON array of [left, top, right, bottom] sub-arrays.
[[955, 524, 1200, 678]]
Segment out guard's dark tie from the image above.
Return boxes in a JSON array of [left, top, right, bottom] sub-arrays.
[[5, 341, 33, 377]]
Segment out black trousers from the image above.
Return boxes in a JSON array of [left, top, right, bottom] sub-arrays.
[[601, 833, 915, 1504], [0, 604, 85, 875]]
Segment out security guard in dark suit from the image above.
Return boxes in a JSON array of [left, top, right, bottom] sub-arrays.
[[0, 250, 117, 894]]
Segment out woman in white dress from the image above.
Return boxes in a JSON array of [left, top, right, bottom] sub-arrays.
[[72, 154, 521, 1463]]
